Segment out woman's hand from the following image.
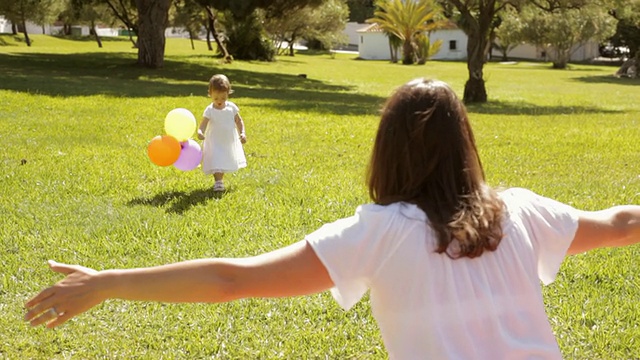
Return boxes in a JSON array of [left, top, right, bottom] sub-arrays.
[[24, 260, 104, 329]]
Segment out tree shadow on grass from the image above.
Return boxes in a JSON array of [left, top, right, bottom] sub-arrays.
[[0, 52, 384, 116], [571, 75, 640, 87], [466, 100, 624, 116], [127, 187, 226, 214]]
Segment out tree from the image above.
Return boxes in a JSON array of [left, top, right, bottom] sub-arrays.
[[194, 0, 330, 61], [437, 0, 523, 103], [492, 7, 524, 61], [133, 0, 171, 68], [262, 0, 349, 56], [346, 0, 375, 22], [367, 0, 447, 65], [203, 6, 232, 61], [0, 0, 60, 46], [171, 0, 206, 50], [219, 10, 276, 60], [414, 31, 442, 64], [606, 0, 640, 77], [387, 32, 401, 63], [518, 2, 615, 69]]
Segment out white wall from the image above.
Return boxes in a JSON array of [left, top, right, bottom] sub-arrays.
[[0, 16, 7, 33], [96, 28, 119, 37], [358, 28, 468, 61], [358, 31, 395, 60], [492, 41, 600, 61], [570, 41, 599, 61], [492, 43, 540, 60], [344, 22, 365, 46], [429, 29, 467, 60]]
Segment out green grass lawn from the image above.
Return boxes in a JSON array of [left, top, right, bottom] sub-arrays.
[[1, 34, 639, 359]]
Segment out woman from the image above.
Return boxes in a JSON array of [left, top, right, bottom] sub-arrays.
[[25, 79, 640, 359]]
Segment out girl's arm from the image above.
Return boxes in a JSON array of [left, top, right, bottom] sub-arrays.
[[25, 240, 333, 328], [568, 205, 640, 255], [235, 114, 246, 143], [197, 117, 209, 140]]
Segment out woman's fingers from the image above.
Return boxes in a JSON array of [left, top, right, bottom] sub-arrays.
[[24, 291, 60, 322], [25, 261, 102, 328], [25, 286, 55, 311], [46, 311, 73, 328], [27, 307, 60, 327]]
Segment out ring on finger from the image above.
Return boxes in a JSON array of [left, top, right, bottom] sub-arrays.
[[48, 307, 59, 317]]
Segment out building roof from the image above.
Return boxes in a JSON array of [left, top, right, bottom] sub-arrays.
[[356, 23, 385, 33], [357, 20, 460, 33]]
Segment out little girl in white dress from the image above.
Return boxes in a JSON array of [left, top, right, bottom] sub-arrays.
[[197, 74, 247, 191]]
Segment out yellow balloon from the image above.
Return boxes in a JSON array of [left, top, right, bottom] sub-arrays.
[[164, 108, 196, 142]]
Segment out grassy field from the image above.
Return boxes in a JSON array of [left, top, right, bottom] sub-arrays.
[[1, 34, 639, 359]]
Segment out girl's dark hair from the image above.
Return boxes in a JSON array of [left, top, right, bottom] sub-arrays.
[[209, 74, 233, 94], [367, 78, 505, 258]]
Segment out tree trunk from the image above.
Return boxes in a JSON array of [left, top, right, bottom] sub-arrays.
[[135, 0, 171, 68], [615, 56, 637, 78], [551, 48, 569, 69], [91, 21, 103, 48], [463, 29, 488, 103], [459, 0, 497, 104], [205, 6, 231, 62], [402, 40, 413, 65], [12, 23, 17, 35], [288, 34, 297, 56], [205, 26, 213, 51], [20, 17, 31, 47], [388, 40, 397, 63], [128, 30, 137, 47]]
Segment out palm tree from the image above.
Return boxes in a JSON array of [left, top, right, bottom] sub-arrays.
[[367, 0, 446, 65]]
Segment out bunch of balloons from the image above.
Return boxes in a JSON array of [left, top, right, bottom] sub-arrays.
[[147, 108, 202, 171]]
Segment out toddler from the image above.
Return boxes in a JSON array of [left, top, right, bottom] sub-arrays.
[[197, 74, 247, 191]]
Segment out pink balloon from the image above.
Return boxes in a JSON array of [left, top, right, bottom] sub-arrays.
[[174, 139, 202, 171]]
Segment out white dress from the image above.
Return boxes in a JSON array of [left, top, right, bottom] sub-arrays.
[[307, 188, 579, 359], [201, 101, 247, 174]]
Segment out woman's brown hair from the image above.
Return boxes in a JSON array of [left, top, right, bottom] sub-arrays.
[[367, 79, 505, 258]]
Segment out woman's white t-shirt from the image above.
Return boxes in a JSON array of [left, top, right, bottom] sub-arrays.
[[306, 188, 579, 359]]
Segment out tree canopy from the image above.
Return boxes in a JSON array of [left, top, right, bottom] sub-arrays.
[[368, 0, 447, 65]]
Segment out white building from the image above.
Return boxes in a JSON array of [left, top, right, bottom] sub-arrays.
[[355, 23, 389, 60], [355, 23, 468, 61], [428, 28, 467, 60], [491, 41, 601, 62], [352, 21, 600, 62], [0, 16, 7, 33]]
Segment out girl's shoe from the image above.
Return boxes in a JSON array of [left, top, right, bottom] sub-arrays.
[[213, 181, 225, 192]]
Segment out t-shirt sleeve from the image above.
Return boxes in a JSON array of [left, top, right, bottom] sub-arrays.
[[515, 188, 580, 285], [202, 105, 211, 119], [305, 205, 396, 310], [229, 101, 239, 116]]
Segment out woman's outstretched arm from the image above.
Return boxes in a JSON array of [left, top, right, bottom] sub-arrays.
[[25, 240, 333, 328], [568, 205, 640, 255]]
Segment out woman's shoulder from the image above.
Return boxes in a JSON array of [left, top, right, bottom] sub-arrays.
[[498, 187, 539, 210], [498, 187, 575, 218], [357, 202, 427, 222]]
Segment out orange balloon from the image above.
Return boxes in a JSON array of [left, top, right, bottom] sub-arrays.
[[147, 135, 181, 166]]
